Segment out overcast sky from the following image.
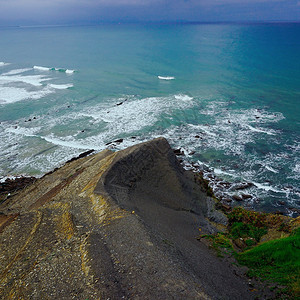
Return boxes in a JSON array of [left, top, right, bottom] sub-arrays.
[[0, 0, 299, 25]]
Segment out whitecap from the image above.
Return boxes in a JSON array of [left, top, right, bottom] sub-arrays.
[[65, 69, 75, 74], [214, 168, 238, 178], [0, 74, 50, 87], [0, 62, 10, 67], [33, 65, 50, 71], [174, 94, 193, 101], [246, 124, 276, 135], [48, 84, 73, 90], [252, 182, 285, 193], [0, 86, 53, 104], [2, 68, 32, 76], [265, 165, 279, 173], [42, 135, 101, 150], [158, 76, 175, 80]]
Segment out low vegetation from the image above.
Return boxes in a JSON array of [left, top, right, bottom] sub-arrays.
[[238, 228, 300, 297], [199, 206, 300, 297]]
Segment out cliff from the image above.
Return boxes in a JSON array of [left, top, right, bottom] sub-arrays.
[[0, 138, 273, 299]]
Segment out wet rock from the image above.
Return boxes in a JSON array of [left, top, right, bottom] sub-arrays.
[[195, 135, 200, 138], [65, 149, 95, 164], [232, 195, 243, 201], [131, 136, 136, 139], [114, 139, 124, 144], [241, 193, 252, 200], [0, 176, 36, 196], [233, 182, 254, 190], [116, 99, 127, 106], [224, 198, 232, 203], [173, 149, 184, 156], [188, 151, 195, 155]]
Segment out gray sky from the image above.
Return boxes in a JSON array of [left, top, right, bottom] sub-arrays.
[[0, 0, 299, 25]]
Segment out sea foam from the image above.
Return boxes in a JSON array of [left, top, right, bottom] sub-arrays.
[[2, 68, 32, 76], [0, 62, 10, 67], [158, 76, 175, 80], [49, 84, 73, 90]]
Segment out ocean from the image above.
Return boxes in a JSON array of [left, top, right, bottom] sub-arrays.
[[0, 23, 299, 215]]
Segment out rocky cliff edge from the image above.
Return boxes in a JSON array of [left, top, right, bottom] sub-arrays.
[[0, 138, 263, 299]]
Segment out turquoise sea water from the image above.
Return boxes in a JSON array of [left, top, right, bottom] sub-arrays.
[[0, 23, 299, 215]]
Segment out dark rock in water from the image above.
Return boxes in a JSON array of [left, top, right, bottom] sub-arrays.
[[116, 99, 127, 106], [241, 193, 252, 200], [114, 139, 123, 144], [233, 182, 254, 190], [173, 149, 184, 156], [105, 141, 112, 146], [232, 195, 243, 201], [195, 135, 200, 138], [65, 149, 95, 164], [81, 130, 85, 133], [224, 198, 233, 203], [33, 116, 37, 120], [131, 136, 136, 139], [188, 151, 196, 155]]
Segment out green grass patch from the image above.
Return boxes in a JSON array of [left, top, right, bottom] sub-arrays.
[[230, 222, 267, 242], [237, 228, 300, 297]]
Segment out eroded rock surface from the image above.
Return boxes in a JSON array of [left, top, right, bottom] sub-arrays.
[[0, 138, 263, 299]]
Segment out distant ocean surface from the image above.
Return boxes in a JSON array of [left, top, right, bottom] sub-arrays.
[[0, 23, 299, 215]]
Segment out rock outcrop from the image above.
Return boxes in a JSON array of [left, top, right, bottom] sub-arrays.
[[0, 138, 261, 299]]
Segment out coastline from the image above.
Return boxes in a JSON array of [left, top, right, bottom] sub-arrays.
[[0, 138, 299, 298]]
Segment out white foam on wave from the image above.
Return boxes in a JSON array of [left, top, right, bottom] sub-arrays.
[[252, 181, 286, 194], [34, 66, 76, 74], [214, 168, 238, 178], [175, 94, 193, 101], [53, 67, 76, 74], [48, 84, 73, 90], [0, 86, 53, 104], [0, 74, 50, 87], [33, 65, 50, 71], [42, 135, 102, 150], [0, 62, 10, 67], [246, 124, 276, 135], [158, 76, 175, 80], [65, 69, 75, 74], [6, 125, 41, 137], [265, 165, 279, 173], [2, 68, 32, 76], [187, 124, 217, 136]]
